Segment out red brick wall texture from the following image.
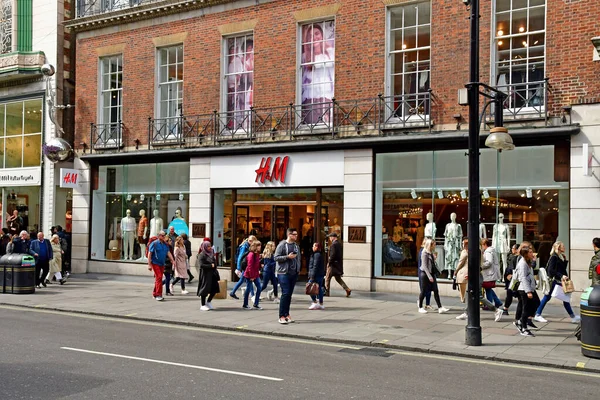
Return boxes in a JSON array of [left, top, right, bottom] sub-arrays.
[[74, 0, 600, 146]]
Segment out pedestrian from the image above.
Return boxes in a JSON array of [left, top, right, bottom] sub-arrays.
[[589, 237, 600, 287], [167, 226, 178, 244], [30, 232, 53, 289], [197, 239, 219, 311], [481, 239, 503, 309], [261, 241, 279, 303], [534, 241, 580, 323], [454, 239, 469, 304], [417, 242, 433, 309], [172, 237, 189, 294], [500, 244, 519, 315], [46, 234, 66, 285], [308, 242, 325, 310], [229, 235, 257, 299], [275, 228, 300, 324], [0, 228, 11, 256], [512, 245, 537, 337], [180, 233, 194, 283], [147, 230, 175, 301], [243, 240, 263, 310], [164, 237, 175, 296], [10, 230, 33, 254], [5, 235, 15, 254], [418, 238, 449, 314], [324, 233, 351, 297]]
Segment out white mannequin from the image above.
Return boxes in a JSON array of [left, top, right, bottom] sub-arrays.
[[121, 209, 136, 260], [492, 213, 511, 272], [150, 210, 164, 237], [479, 223, 487, 239], [424, 212, 436, 239], [444, 213, 463, 277], [137, 210, 149, 261]]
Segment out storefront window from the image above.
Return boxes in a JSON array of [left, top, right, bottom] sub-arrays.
[[91, 162, 190, 262], [375, 145, 568, 279]]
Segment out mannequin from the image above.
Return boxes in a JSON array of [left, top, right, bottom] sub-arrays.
[[444, 213, 463, 278], [492, 213, 511, 272], [121, 209, 136, 260], [65, 210, 72, 233], [479, 223, 487, 240], [172, 209, 185, 221], [415, 219, 425, 250], [150, 210, 164, 237], [168, 209, 189, 235], [424, 212, 436, 239], [330, 217, 341, 236], [137, 210, 149, 261], [392, 219, 404, 242]]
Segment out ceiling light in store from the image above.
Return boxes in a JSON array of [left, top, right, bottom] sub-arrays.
[[140, 194, 145, 201], [483, 188, 490, 199], [549, 198, 553, 202], [526, 188, 532, 198], [537, 190, 540, 194], [498, 40, 503, 46], [537, 197, 541, 200], [497, 29, 504, 36], [545, 191, 549, 195], [460, 189, 467, 199], [519, 26, 525, 33], [553, 192, 558, 196], [437, 190, 444, 199], [520, 192, 525, 198], [411, 189, 417, 199]]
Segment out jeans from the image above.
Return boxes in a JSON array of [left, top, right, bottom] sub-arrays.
[[173, 277, 186, 290], [278, 273, 298, 318], [151, 264, 164, 298], [418, 272, 442, 308], [418, 274, 433, 306], [164, 271, 172, 294], [536, 280, 575, 317], [485, 287, 503, 308], [309, 276, 325, 304], [36, 259, 50, 286], [244, 277, 262, 307], [261, 267, 278, 298], [231, 274, 254, 296]]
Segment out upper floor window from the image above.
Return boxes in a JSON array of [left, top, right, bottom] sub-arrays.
[[0, 98, 43, 168], [99, 55, 123, 126], [157, 45, 184, 138], [495, 0, 546, 108], [299, 20, 335, 125], [0, 0, 12, 54], [223, 34, 253, 132], [386, 2, 431, 119]]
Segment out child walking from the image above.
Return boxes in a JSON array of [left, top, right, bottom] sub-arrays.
[[261, 241, 279, 303], [243, 241, 263, 310]]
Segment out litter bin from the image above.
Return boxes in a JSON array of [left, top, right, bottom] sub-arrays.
[[0, 254, 36, 294], [580, 285, 600, 359]]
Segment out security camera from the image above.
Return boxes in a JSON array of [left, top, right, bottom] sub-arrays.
[[462, 0, 471, 5], [41, 64, 56, 77]]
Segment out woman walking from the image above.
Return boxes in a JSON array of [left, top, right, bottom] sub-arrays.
[[261, 241, 279, 303], [454, 239, 469, 305], [172, 237, 189, 294], [243, 241, 263, 310], [418, 239, 449, 314], [308, 242, 325, 310], [181, 233, 194, 283], [197, 240, 220, 311], [513, 245, 537, 337], [47, 234, 66, 285], [534, 241, 580, 323], [164, 237, 174, 296]]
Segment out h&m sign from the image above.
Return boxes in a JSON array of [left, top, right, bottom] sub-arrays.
[[255, 156, 290, 185]]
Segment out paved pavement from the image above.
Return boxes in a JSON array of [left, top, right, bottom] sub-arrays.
[[1, 274, 599, 374]]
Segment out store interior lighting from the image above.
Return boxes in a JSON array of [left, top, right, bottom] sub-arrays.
[[410, 189, 417, 199]]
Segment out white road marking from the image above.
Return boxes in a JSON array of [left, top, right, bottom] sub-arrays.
[[61, 347, 283, 381]]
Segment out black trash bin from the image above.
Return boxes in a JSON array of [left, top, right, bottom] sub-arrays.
[[0, 254, 36, 294], [581, 285, 600, 359]]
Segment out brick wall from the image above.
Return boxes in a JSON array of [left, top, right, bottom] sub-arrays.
[[73, 0, 600, 147]]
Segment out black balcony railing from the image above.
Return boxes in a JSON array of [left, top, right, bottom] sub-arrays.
[[90, 122, 123, 150], [76, 0, 153, 18], [485, 79, 549, 126]]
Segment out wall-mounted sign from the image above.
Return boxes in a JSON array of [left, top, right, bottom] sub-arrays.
[[348, 226, 367, 243], [60, 168, 80, 188], [192, 223, 207, 239], [0, 167, 41, 186], [255, 156, 290, 184]]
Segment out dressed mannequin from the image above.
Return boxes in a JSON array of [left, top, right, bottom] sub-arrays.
[[150, 210, 164, 237], [168, 209, 189, 235], [330, 217, 341, 236], [424, 212, 436, 239], [137, 210, 149, 261], [392, 219, 404, 242], [415, 219, 425, 250], [172, 209, 185, 221], [492, 213, 511, 272], [65, 210, 72, 233], [302, 218, 312, 237], [444, 213, 463, 278], [479, 223, 487, 240], [121, 209, 136, 260]]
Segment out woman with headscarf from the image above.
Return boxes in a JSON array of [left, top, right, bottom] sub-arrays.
[[196, 240, 220, 311]]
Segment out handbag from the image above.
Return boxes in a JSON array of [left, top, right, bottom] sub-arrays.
[[561, 276, 575, 293], [482, 281, 496, 289], [552, 283, 571, 303], [305, 281, 319, 296], [452, 277, 458, 291]]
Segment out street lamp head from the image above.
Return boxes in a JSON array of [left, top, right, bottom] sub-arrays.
[[485, 127, 515, 151]]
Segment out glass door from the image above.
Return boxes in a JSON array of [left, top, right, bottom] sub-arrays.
[[235, 205, 249, 248], [273, 206, 290, 242]]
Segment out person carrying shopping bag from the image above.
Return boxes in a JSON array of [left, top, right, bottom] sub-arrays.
[[308, 243, 325, 310]]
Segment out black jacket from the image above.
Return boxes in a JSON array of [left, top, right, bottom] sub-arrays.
[[308, 252, 325, 280], [328, 240, 343, 276], [11, 237, 34, 256], [547, 254, 569, 281]]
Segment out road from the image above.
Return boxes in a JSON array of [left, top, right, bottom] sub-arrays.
[[0, 306, 597, 400]]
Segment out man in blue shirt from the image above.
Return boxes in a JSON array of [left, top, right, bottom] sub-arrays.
[[30, 232, 53, 288], [147, 230, 175, 301]]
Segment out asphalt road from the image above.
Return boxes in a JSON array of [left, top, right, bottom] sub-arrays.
[[0, 306, 597, 400]]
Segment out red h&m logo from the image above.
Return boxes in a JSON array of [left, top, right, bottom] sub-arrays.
[[255, 156, 290, 184], [63, 172, 78, 185]]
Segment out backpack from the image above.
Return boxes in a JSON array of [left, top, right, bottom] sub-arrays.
[[146, 236, 159, 258], [239, 250, 250, 271]]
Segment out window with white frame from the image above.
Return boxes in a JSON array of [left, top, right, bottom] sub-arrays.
[[299, 20, 335, 125], [387, 2, 431, 119], [495, 0, 546, 109], [157, 45, 184, 139], [224, 34, 253, 132], [99, 55, 123, 145]]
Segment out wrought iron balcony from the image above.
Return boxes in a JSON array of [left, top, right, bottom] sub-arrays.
[[485, 79, 549, 125], [90, 122, 124, 150], [76, 0, 150, 18]]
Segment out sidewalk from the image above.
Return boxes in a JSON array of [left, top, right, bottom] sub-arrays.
[[1, 274, 598, 373]]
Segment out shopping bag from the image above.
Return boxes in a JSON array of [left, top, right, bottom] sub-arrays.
[[561, 276, 575, 293], [305, 282, 319, 296], [551, 283, 571, 303]]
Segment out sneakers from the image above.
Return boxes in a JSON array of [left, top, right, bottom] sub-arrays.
[[456, 312, 468, 320], [267, 289, 274, 301], [438, 307, 450, 314], [533, 315, 548, 323], [169, 283, 174, 293], [513, 321, 523, 333], [278, 317, 289, 324], [309, 302, 320, 310], [229, 293, 239, 300], [318, 304, 325, 310], [571, 315, 581, 324], [252, 305, 263, 310], [200, 305, 209, 311], [502, 309, 509, 316], [418, 308, 428, 314], [286, 315, 295, 323], [273, 297, 280, 304], [166, 292, 174, 296], [206, 302, 214, 310], [242, 305, 251, 310], [527, 321, 540, 331], [181, 290, 189, 295], [494, 308, 503, 322], [520, 329, 535, 337], [155, 296, 164, 301]]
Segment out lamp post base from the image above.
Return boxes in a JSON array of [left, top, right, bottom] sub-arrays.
[[465, 325, 482, 346]]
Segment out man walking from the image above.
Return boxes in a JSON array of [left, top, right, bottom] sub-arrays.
[[481, 239, 503, 309], [147, 230, 175, 301], [589, 237, 600, 286], [275, 228, 300, 324], [30, 232, 53, 288], [324, 233, 351, 297]]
